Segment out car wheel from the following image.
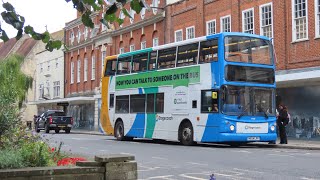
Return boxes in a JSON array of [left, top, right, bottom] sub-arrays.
[[55, 129, 60, 133], [65, 129, 71, 134], [35, 123, 40, 133], [179, 122, 194, 146], [115, 121, 125, 141], [45, 124, 50, 133]]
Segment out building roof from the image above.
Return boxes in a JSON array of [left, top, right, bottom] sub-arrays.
[[16, 38, 37, 57], [0, 38, 18, 59]]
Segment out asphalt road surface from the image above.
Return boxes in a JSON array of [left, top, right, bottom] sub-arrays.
[[41, 133, 320, 180]]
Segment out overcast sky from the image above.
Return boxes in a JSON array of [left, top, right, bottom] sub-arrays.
[[1, 0, 76, 38]]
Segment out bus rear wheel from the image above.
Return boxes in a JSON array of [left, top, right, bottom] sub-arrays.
[[179, 122, 194, 146], [115, 121, 125, 141]]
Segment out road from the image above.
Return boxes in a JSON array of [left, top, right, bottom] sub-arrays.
[[42, 133, 320, 180]]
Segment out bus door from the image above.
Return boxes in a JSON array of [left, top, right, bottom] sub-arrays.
[[199, 89, 220, 142]]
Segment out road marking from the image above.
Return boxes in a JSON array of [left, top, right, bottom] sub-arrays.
[[79, 147, 88, 149], [233, 168, 265, 174], [215, 173, 252, 180], [233, 150, 252, 153], [179, 174, 207, 180], [186, 162, 208, 166], [120, 152, 132, 155], [267, 153, 294, 157], [301, 177, 317, 180], [99, 150, 108, 152], [138, 165, 161, 172], [140, 175, 175, 180], [152, 156, 168, 160]]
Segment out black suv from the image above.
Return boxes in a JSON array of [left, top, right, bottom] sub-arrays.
[[35, 110, 73, 133]]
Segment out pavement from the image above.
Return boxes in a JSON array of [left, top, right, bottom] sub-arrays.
[[70, 129, 320, 151]]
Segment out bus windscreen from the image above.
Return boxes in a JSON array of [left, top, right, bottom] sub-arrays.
[[224, 36, 273, 65]]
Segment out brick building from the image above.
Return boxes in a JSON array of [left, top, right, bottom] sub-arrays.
[[65, 0, 320, 138]]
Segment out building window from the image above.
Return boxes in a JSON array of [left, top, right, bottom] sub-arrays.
[[84, 57, 88, 81], [71, 62, 74, 84], [101, 13, 107, 32], [101, 51, 106, 74], [141, 7, 146, 19], [221, 15, 231, 32], [53, 81, 60, 98], [207, 20, 216, 35], [186, 26, 195, 40], [130, 45, 135, 52], [119, 48, 124, 54], [175, 29, 183, 42], [91, 55, 96, 80], [55, 58, 59, 68], [152, 0, 159, 15], [141, 41, 146, 49], [242, 8, 254, 34], [260, 3, 273, 38], [129, 8, 135, 24], [77, 59, 81, 83], [45, 81, 50, 98], [47, 61, 50, 71], [84, 27, 88, 40], [70, 31, 74, 45], [292, 0, 308, 41], [39, 84, 44, 98], [315, 0, 320, 37], [77, 30, 81, 43], [119, 11, 125, 28], [40, 63, 43, 73], [153, 38, 159, 47]]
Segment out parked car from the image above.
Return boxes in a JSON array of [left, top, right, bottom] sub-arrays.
[[35, 110, 73, 134]]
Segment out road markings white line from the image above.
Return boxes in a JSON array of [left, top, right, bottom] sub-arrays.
[[179, 174, 207, 180], [152, 156, 168, 160], [301, 177, 317, 180], [186, 162, 208, 166], [267, 153, 294, 157], [79, 147, 88, 149]]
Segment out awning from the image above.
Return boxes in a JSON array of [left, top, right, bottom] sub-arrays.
[[276, 67, 320, 88], [28, 96, 95, 105]]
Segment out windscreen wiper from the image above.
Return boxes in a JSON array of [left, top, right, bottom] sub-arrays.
[[257, 105, 269, 119], [237, 103, 250, 119]]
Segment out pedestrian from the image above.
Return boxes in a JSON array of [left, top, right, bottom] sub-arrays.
[[277, 105, 289, 144]]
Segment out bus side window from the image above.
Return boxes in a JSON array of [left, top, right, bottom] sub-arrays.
[[201, 90, 219, 113], [157, 47, 176, 69], [132, 53, 148, 73], [105, 60, 117, 76], [199, 39, 218, 63], [149, 51, 157, 70], [109, 94, 114, 108], [117, 56, 132, 75], [177, 43, 198, 67]]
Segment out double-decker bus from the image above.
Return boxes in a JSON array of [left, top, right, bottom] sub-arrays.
[[100, 32, 277, 145]]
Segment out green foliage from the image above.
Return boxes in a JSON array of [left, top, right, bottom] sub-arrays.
[[0, 149, 25, 169], [0, 55, 33, 144], [20, 141, 55, 167], [0, 1, 150, 51]]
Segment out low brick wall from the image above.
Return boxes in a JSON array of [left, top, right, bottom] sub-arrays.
[[0, 154, 137, 180]]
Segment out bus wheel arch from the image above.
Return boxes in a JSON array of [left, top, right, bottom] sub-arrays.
[[114, 118, 125, 141], [178, 119, 195, 146]]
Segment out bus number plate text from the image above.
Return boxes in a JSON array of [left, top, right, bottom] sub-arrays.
[[247, 137, 260, 141]]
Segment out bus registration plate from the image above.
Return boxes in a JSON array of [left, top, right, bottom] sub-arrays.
[[247, 137, 260, 141]]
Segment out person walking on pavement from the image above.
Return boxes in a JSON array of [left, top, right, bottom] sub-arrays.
[[277, 105, 289, 144]]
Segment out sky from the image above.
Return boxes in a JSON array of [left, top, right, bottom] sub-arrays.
[[1, 0, 76, 38]]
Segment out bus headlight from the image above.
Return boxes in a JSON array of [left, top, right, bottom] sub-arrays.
[[230, 125, 235, 131], [271, 125, 275, 131]]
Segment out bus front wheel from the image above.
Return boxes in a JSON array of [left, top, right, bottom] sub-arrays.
[[179, 122, 194, 146], [115, 121, 125, 141]]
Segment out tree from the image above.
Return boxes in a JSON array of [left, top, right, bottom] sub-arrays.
[[0, 55, 32, 147], [0, 0, 149, 52]]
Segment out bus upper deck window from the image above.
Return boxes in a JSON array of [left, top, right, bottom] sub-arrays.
[[177, 43, 198, 67], [157, 47, 177, 69], [149, 51, 157, 71], [117, 56, 132, 75], [132, 53, 148, 73], [199, 39, 218, 63], [105, 60, 117, 76]]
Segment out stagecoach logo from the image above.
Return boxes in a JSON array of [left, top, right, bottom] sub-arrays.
[[245, 125, 261, 130], [174, 98, 187, 105], [156, 115, 173, 121]]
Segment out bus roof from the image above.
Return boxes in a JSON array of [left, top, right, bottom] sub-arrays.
[[112, 32, 271, 59]]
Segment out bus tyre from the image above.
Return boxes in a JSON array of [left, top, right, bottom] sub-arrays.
[[179, 122, 194, 146], [55, 129, 60, 133], [65, 129, 71, 134], [115, 121, 125, 141]]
